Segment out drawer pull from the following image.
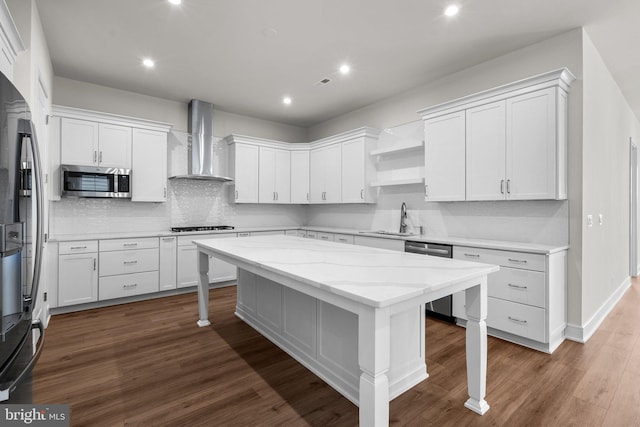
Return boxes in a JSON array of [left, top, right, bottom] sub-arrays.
[[508, 283, 528, 290], [70, 246, 87, 250], [162, 237, 174, 241], [508, 258, 528, 264], [464, 253, 480, 258], [508, 316, 528, 324], [123, 283, 138, 289], [320, 236, 329, 240], [123, 243, 138, 247], [123, 260, 138, 265]]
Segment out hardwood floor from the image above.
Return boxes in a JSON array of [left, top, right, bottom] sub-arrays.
[[34, 280, 640, 426]]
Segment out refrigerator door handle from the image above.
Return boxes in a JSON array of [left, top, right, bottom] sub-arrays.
[[0, 321, 45, 402]]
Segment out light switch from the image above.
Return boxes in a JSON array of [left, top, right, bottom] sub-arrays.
[[587, 215, 593, 227], [599, 214, 604, 225]]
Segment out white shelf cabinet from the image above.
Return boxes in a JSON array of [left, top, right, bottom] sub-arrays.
[[58, 241, 98, 307], [418, 68, 574, 202], [424, 111, 466, 201], [258, 147, 291, 203], [290, 150, 310, 204], [132, 128, 168, 202]]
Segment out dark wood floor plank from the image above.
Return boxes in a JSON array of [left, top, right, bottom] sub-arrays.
[[34, 280, 640, 426]]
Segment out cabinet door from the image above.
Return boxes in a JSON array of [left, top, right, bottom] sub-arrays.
[[290, 151, 309, 204], [341, 138, 365, 203], [309, 148, 325, 203], [506, 88, 557, 200], [98, 123, 132, 168], [466, 101, 507, 201], [58, 253, 98, 306], [274, 148, 291, 203], [258, 147, 276, 203], [206, 234, 237, 283], [60, 118, 99, 166], [132, 128, 167, 202], [324, 144, 342, 203], [424, 111, 466, 201], [234, 144, 259, 203], [159, 237, 177, 290], [177, 245, 198, 288]]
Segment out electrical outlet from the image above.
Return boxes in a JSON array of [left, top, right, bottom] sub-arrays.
[[599, 214, 604, 225], [587, 215, 593, 227]]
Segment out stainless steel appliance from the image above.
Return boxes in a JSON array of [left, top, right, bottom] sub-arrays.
[[171, 225, 235, 232], [60, 164, 131, 198], [0, 71, 45, 403], [405, 240, 455, 323]]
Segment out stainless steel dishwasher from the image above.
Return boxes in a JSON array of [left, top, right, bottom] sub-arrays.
[[404, 240, 455, 323]]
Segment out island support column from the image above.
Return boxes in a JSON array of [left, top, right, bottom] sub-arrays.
[[358, 305, 391, 427], [464, 279, 489, 414], [197, 250, 211, 327]]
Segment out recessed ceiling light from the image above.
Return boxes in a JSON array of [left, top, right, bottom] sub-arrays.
[[142, 58, 155, 68], [282, 96, 292, 105], [339, 64, 350, 75], [444, 5, 459, 16], [168, 0, 181, 5]]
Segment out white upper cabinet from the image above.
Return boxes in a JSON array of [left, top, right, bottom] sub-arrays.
[[60, 118, 99, 166], [259, 147, 290, 203], [506, 87, 561, 200], [466, 101, 507, 200], [341, 136, 377, 203], [98, 124, 132, 168], [310, 143, 342, 203], [60, 119, 131, 168], [290, 150, 310, 204], [418, 68, 575, 202], [424, 111, 466, 201], [229, 141, 259, 203], [132, 128, 168, 202]]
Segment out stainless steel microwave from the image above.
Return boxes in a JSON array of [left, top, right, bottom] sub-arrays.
[[60, 165, 132, 198]]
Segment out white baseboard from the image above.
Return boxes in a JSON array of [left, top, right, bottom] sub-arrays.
[[565, 276, 631, 343]]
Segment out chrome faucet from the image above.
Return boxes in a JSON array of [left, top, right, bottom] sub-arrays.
[[399, 202, 408, 234]]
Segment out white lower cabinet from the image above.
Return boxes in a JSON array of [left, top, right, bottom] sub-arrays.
[[452, 245, 567, 353], [353, 235, 404, 252], [177, 233, 237, 288], [58, 241, 98, 307], [98, 237, 159, 301], [159, 236, 177, 290]]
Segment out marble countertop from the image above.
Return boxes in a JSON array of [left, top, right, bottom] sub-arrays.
[[194, 235, 499, 308], [51, 225, 567, 254]]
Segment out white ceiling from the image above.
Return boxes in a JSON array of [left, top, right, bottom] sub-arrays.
[[34, 0, 640, 128]]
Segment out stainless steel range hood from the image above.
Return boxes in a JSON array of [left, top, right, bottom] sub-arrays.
[[168, 99, 233, 182]]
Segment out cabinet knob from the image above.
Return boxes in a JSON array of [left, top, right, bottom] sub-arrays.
[[99, 151, 103, 163]]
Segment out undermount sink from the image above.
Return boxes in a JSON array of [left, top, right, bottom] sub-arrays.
[[361, 230, 418, 237]]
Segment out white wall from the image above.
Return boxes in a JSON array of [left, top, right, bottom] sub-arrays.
[[580, 30, 640, 325]]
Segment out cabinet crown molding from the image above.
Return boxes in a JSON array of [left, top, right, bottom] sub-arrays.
[[224, 126, 381, 150], [52, 105, 173, 133], [0, 1, 24, 59], [417, 68, 576, 120]]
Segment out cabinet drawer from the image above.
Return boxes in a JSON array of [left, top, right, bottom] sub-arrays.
[[489, 267, 546, 308], [334, 234, 354, 244], [317, 232, 334, 242], [285, 229, 307, 237], [59, 240, 98, 255], [454, 246, 545, 272], [305, 231, 318, 239], [487, 297, 546, 342], [99, 248, 159, 276], [99, 271, 159, 301], [100, 237, 159, 252]]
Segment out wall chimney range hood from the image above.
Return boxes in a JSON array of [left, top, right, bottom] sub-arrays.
[[168, 99, 233, 182]]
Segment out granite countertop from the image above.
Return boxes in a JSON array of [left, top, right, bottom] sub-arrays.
[[51, 225, 567, 255], [194, 235, 499, 308]]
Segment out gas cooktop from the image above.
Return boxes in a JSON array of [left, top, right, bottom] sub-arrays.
[[171, 225, 235, 232]]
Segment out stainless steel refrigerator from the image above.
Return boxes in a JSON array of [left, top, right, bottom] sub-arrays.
[[0, 70, 45, 403]]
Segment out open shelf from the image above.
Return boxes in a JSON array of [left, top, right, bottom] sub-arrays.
[[370, 177, 425, 187], [370, 140, 424, 156]]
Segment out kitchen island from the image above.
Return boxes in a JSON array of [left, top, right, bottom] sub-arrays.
[[194, 235, 499, 427]]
